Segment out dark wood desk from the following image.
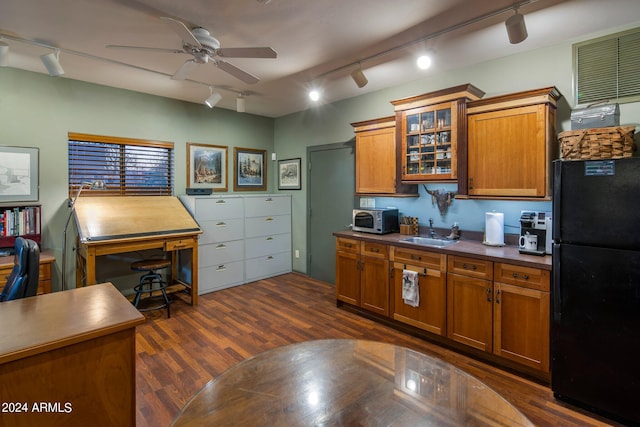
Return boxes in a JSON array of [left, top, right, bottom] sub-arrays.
[[171, 339, 534, 426], [0, 283, 145, 427]]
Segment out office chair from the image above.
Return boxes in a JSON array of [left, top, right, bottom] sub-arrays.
[[23, 239, 40, 298], [0, 237, 30, 302]]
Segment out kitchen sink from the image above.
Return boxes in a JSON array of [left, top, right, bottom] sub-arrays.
[[400, 236, 458, 248]]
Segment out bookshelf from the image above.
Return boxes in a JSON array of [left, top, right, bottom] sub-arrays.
[[0, 204, 41, 251]]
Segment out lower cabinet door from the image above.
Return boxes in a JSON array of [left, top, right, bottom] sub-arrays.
[[391, 264, 446, 336], [447, 273, 493, 351], [336, 251, 360, 306], [493, 282, 550, 372], [360, 256, 389, 317]]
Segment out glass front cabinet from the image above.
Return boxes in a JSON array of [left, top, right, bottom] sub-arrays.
[[392, 84, 485, 182]]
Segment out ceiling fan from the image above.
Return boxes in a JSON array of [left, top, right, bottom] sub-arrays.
[[107, 17, 277, 84]]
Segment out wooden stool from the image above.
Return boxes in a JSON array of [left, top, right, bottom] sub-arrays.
[[131, 259, 171, 318]]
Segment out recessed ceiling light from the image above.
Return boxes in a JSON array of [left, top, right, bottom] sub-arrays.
[[417, 54, 432, 70], [309, 89, 320, 102]]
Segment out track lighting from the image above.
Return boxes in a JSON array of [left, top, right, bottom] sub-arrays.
[[0, 41, 8, 67], [236, 94, 246, 113], [350, 66, 368, 88], [40, 49, 65, 76], [505, 8, 528, 44], [204, 87, 222, 108]]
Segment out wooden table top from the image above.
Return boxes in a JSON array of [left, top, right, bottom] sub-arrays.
[[0, 282, 145, 365], [171, 339, 533, 426]]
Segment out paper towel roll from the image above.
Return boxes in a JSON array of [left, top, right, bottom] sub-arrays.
[[484, 212, 505, 246]]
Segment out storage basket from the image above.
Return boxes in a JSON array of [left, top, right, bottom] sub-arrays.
[[558, 126, 637, 160]]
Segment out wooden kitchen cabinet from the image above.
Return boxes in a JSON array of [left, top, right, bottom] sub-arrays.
[[390, 246, 447, 336], [391, 84, 484, 182], [335, 237, 390, 316], [465, 87, 561, 199], [447, 256, 494, 351], [493, 262, 550, 372], [351, 117, 416, 195]]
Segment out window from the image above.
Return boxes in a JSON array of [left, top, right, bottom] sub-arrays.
[[68, 133, 174, 198], [574, 27, 640, 105]]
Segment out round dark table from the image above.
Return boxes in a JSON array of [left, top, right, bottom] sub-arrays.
[[171, 339, 534, 426]]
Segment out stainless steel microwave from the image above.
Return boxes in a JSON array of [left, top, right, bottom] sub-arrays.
[[352, 208, 399, 234]]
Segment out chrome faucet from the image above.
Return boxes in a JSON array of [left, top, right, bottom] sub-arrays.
[[428, 218, 436, 238]]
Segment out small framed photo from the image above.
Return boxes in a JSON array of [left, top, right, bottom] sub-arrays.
[[234, 147, 266, 191], [187, 143, 228, 192], [278, 158, 301, 190], [0, 146, 39, 202]]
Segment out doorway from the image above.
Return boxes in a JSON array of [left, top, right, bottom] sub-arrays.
[[307, 141, 355, 284]]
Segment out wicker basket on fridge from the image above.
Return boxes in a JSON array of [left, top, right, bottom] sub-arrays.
[[558, 126, 637, 160]]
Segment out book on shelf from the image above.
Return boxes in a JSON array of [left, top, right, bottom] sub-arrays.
[[0, 206, 40, 237]]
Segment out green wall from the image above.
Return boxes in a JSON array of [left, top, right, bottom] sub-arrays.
[[0, 68, 274, 291]]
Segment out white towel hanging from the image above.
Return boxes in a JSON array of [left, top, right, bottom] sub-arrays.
[[402, 269, 419, 307]]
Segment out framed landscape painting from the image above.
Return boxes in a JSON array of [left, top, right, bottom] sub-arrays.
[[0, 146, 39, 202], [278, 158, 301, 190], [187, 143, 228, 192], [234, 147, 266, 191]]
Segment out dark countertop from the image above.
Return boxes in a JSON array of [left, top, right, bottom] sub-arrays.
[[333, 230, 552, 271]]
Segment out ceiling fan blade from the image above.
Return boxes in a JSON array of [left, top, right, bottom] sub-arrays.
[[216, 47, 277, 59], [172, 59, 198, 80], [214, 60, 260, 84], [160, 17, 201, 47], [106, 45, 184, 54]]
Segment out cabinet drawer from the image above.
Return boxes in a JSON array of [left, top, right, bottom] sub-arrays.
[[195, 197, 244, 220], [246, 251, 292, 282], [199, 260, 245, 295], [199, 240, 244, 267], [165, 238, 196, 251], [494, 263, 550, 291], [447, 256, 493, 280], [245, 215, 291, 238], [245, 233, 291, 259], [244, 196, 291, 217], [390, 246, 445, 269], [336, 237, 361, 254], [362, 241, 388, 259], [199, 218, 244, 244]]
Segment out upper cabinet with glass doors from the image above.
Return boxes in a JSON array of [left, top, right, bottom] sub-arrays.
[[391, 84, 485, 182]]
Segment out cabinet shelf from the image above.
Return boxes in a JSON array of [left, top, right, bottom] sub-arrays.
[[0, 205, 42, 250]]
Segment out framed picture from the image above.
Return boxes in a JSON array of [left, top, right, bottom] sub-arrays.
[[187, 143, 228, 192], [278, 158, 301, 190], [0, 146, 39, 203], [233, 147, 266, 191]]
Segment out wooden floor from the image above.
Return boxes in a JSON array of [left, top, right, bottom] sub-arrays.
[[135, 272, 621, 427]]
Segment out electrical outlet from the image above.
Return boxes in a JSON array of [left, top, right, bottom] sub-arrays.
[[295, 249, 300, 258]]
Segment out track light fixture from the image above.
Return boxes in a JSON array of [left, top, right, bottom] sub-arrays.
[[505, 7, 528, 44], [350, 65, 368, 88], [236, 93, 246, 113], [40, 49, 65, 76], [0, 41, 8, 67], [204, 87, 222, 108]]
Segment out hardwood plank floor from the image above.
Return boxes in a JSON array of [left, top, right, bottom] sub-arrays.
[[135, 273, 621, 427]]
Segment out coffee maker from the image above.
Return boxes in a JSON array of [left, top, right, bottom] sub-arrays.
[[519, 211, 552, 255]]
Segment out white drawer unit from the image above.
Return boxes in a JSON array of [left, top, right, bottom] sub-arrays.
[[180, 194, 292, 295]]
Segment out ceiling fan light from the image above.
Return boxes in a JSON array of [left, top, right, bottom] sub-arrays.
[[237, 94, 246, 113], [350, 67, 368, 88], [506, 12, 528, 44], [40, 50, 65, 76], [205, 91, 222, 108], [0, 41, 8, 67]]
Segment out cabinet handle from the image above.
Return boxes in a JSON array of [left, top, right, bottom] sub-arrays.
[[216, 221, 227, 227], [370, 247, 379, 253], [265, 197, 273, 202], [344, 243, 353, 248], [215, 200, 226, 204], [512, 272, 529, 280], [266, 237, 274, 241], [469, 177, 474, 190], [216, 244, 226, 249], [265, 217, 274, 221], [486, 287, 492, 302], [463, 263, 477, 271], [495, 289, 501, 304], [216, 265, 226, 271], [266, 256, 274, 261], [411, 254, 422, 261]]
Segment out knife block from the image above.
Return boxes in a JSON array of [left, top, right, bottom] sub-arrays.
[[400, 217, 419, 235]]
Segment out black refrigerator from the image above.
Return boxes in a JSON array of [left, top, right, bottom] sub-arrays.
[[552, 158, 640, 425]]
